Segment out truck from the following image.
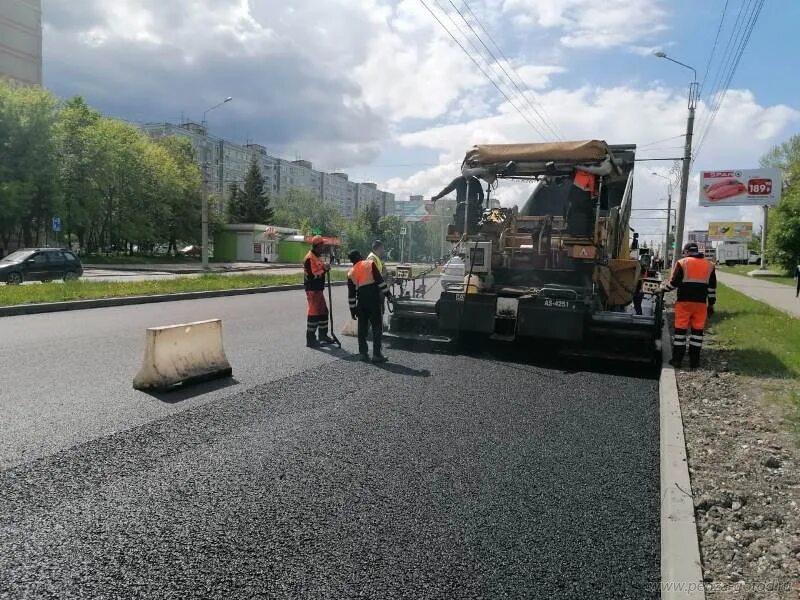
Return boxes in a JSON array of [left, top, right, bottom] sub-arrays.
[[715, 241, 760, 266], [386, 140, 664, 364]]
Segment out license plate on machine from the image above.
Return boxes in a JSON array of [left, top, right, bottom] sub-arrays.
[[542, 298, 574, 309]]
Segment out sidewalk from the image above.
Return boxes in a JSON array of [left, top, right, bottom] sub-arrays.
[[716, 270, 800, 318]]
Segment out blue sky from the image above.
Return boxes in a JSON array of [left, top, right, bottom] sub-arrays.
[[42, 0, 798, 243]]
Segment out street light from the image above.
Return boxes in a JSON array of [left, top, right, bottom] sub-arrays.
[[202, 96, 232, 129], [653, 51, 697, 268], [200, 96, 233, 270], [651, 171, 674, 264]]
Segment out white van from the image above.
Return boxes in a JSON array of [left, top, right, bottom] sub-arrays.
[[440, 256, 465, 291]]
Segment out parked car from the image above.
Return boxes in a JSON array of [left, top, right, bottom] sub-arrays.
[[178, 245, 201, 257], [0, 248, 83, 284], [747, 251, 762, 265], [439, 256, 465, 291]]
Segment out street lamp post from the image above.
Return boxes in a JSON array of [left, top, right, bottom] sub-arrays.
[[654, 51, 697, 268], [200, 96, 232, 270], [652, 172, 674, 263]]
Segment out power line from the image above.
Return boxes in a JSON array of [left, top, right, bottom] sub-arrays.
[[418, 0, 550, 140], [638, 134, 686, 148], [452, 0, 562, 140], [420, 0, 547, 139], [699, 0, 730, 99], [694, 0, 764, 163], [693, 0, 754, 148]]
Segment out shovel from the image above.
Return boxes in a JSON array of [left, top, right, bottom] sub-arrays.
[[326, 268, 342, 348]]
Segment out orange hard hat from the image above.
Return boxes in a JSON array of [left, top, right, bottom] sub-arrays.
[[311, 235, 324, 246]]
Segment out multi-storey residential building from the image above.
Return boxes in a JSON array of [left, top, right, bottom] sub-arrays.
[[0, 0, 41, 86], [140, 121, 395, 222], [322, 172, 351, 216], [141, 121, 224, 194], [380, 191, 396, 219], [275, 158, 322, 199], [345, 180, 359, 218], [244, 144, 277, 195]]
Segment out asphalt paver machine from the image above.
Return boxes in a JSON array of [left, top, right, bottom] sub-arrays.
[[386, 140, 664, 363]]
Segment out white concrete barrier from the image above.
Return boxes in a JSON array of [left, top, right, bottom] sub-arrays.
[[132, 319, 232, 391]]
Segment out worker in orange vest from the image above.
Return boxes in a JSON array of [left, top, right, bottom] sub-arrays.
[[303, 235, 334, 348], [663, 242, 717, 369], [347, 249, 391, 363]]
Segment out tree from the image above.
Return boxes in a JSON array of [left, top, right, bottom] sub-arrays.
[[364, 203, 381, 237], [227, 157, 273, 224], [377, 215, 404, 260], [761, 135, 800, 272], [271, 188, 339, 234], [339, 209, 372, 255], [0, 81, 60, 249]]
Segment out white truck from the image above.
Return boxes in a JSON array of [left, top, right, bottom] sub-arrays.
[[716, 241, 761, 266]]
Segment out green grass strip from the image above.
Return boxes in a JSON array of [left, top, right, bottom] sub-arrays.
[[717, 264, 795, 287], [79, 255, 200, 264], [0, 272, 346, 307], [711, 283, 800, 377]]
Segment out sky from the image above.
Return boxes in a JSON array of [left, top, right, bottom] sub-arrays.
[[42, 0, 800, 249]]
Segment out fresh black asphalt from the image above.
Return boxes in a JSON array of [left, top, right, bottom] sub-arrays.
[[0, 344, 659, 599]]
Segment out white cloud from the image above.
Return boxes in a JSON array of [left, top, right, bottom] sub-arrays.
[[502, 0, 668, 49], [383, 84, 799, 244]]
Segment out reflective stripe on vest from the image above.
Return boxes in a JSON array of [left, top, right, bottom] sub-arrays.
[[304, 251, 326, 277], [366, 252, 384, 275], [349, 259, 376, 288], [679, 257, 713, 285]]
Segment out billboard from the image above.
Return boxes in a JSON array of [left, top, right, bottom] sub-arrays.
[[699, 168, 781, 207], [707, 221, 753, 242]]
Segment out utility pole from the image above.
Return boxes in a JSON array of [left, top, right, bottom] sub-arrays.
[[654, 52, 697, 267], [760, 205, 768, 269], [652, 172, 673, 264], [199, 96, 232, 270], [202, 162, 210, 270]]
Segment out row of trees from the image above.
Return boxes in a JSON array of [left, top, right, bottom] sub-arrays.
[[1, 78, 448, 262], [761, 135, 800, 272], [0, 80, 212, 256], [267, 186, 447, 262]]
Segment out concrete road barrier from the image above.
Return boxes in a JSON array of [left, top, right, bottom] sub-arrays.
[[133, 319, 232, 392]]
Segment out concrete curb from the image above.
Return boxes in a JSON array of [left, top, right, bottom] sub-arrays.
[[660, 325, 706, 599], [0, 281, 347, 318]]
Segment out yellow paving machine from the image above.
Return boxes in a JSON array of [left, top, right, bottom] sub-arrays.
[[386, 140, 664, 363]]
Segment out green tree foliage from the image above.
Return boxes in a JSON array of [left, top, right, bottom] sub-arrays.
[[761, 135, 800, 272], [377, 215, 403, 260], [271, 188, 339, 235], [0, 82, 60, 250], [363, 202, 381, 237], [227, 157, 273, 224], [339, 209, 373, 255], [0, 80, 206, 256]]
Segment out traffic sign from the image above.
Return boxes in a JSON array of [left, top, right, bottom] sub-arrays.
[[400, 226, 407, 235], [52, 217, 62, 232]]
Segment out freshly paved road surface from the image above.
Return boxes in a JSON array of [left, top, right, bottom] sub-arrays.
[[0, 289, 660, 598], [716, 270, 800, 317]]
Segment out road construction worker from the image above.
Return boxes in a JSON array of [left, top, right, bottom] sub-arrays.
[[367, 239, 387, 281], [347, 249, 391, 363], [303, 235, 334, 347], [663, 242, 717, 369], [431, 174, 484, 236]]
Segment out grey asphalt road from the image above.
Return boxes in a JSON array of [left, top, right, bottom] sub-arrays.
[[0, 287, 353, 469], [0, 289, 660, 599]]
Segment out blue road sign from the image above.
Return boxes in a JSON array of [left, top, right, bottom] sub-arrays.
[[52, 217, 62, 232]]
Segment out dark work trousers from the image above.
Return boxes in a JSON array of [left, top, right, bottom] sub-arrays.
[[357, 304, 382, 357]]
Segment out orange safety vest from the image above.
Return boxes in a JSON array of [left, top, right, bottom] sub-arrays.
[[348, 259, 376, 288], [678, 257, 714, 285], [304, 251, 326, 277]]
